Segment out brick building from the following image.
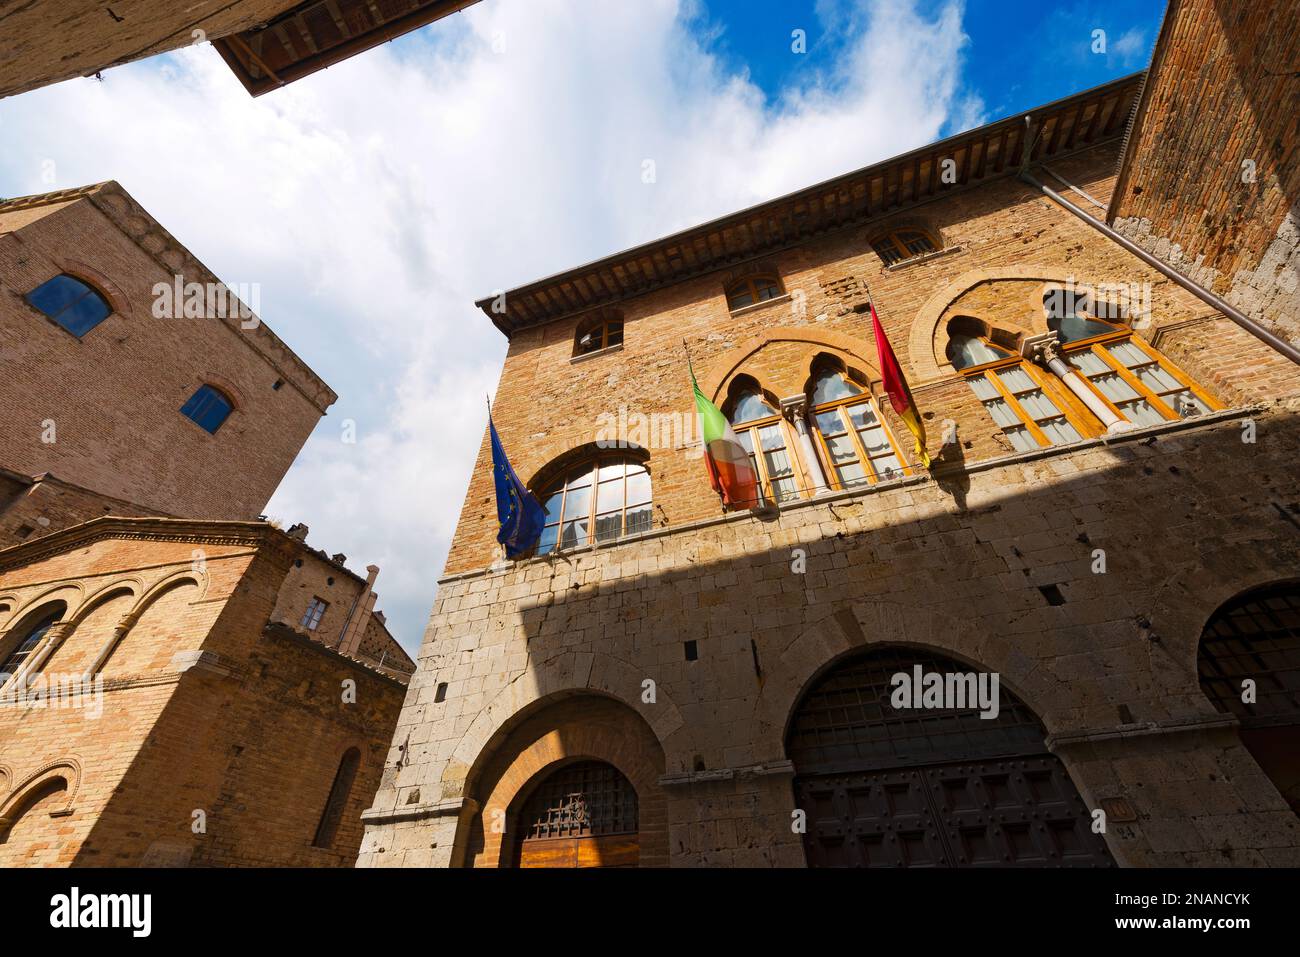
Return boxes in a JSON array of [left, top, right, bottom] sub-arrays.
[[0, 183, 414, 866], [0, 0, 482, 100], [358, 15, 1300, 867]]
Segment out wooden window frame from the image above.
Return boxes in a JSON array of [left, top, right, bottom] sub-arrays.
[[535, 454, 652, 556], [573, 318, 624, 357], [301, 597, 328, 632], [730, 405, 806, 505], [871, 228, 940, 266], [1061, 333, 1221, 423], [807, 370, 914, 489], [725, 275, 784, 312]]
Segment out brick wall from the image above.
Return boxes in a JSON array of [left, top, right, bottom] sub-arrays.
[[0, 520, 406, 867], [1110, 0, 1300, 342], [0, 184, 334, 521]]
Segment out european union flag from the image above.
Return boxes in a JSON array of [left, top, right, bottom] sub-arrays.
[[489, 414, 546, 558]]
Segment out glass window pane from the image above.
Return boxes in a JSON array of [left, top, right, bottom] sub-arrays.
[[728, 288, 754, 309], [625, 504, 653, 535], [871, 454, 903, 479], [737, 429, 755, 454], [1007, 427, 1039, 452], [755, 279, 781, 301], [1091, 372, 1137, 402], [560, 518, 588, 550], [763, 447, 794, 482], [858, 427, 889, 455], [543, 490, 565, 522], [758, 424, 786, 452], [732, 390, 776, 424], [948, 335, 1010, 370], [562, 485, 590, 522], [605, 323, 623, 346], [566, 468, 593, 490], [997, 367, 1035, 393], [626, 471, 651, 506], [1019, 390, 1063, 420], [847, 403, 877, 429], [811, 370, 862, 405], [596, 480, 623, 513], [1052, 314, 1117, 343], [968, 375, 998, 401], [1106, 342, 1148, 367], [826, 435, 858, 464], [771, 477, 799, 502], [597, 461, 625, 482], [1068, 350, 1109, 375], [1134, 364, 1181, 393], [28, 275, 88, 316], [594, 512, 623, 543], [537, 524, 558, 556], [814, 410, 845, 435], [835, 461, 868, 486], [1039, 418, 1082, 445], [1118, 399, 1165, 426], [60, 290, 111, 336], [985, 398, 1020, 428]]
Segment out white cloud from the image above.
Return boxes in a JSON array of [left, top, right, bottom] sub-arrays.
[[0, 0, 979, 652]]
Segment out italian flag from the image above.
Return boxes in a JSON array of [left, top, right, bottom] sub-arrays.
[[870, 301, 931, 468], [690, 360, 760, 509]]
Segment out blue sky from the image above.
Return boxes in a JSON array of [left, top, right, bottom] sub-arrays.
[[0, 1, 1167, 652]]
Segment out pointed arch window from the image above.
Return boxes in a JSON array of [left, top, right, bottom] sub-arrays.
[[536, 455, 652, 555], [871, 228, 939, 266], [726, 386, 799, 504], [808, 366, 911, 488], [26, 274, 111, 337], [725, 275, 783, 311]]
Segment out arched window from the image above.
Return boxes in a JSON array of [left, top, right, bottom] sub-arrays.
[[0, 608, 62, 682], [946, 333, 1013, 370], [312, 747, 361, 849], [574, 313, 624, 357], [1199, 584, 1300, 816], [808, 364, 910, 488], [536, 455, 652, 555], [870, 228, 939, 266], [25, 274, 111, 337], [180, 384, 234, 434], [725, 275, 783, 311], [1043, 288, 1122, 344], [515, 760, 639, 868], [726, 384, 798, 504]]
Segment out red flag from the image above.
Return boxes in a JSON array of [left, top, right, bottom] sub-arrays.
[[870, 302, 931, 468]]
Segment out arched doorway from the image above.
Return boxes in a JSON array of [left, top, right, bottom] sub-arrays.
[[787, 646, 1113, 867], [513, 760, 639, 868], [1198, 583, 1300, 816]]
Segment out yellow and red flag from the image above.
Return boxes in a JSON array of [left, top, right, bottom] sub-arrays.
[[869, 302, 931, 468]]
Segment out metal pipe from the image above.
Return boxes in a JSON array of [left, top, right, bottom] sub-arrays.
[[1019, 169, 1300, 366]]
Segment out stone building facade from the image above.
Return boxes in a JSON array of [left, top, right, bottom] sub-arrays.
[[359, 35, 1300, 866], [0, 183, 413, 866]]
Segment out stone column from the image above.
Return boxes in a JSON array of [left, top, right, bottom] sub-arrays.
[[780, 395, 829, 495], [1028, 336, 1134, 435]]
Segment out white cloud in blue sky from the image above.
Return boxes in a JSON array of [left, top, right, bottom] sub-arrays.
[[0, 0, 985, 652]]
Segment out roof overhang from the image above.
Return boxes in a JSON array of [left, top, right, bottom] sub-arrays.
[[213, 0, 482, 97], [476, 72, 1145, 338]]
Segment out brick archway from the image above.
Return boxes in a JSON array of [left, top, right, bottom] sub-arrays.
[[461, 694, 668, 868]]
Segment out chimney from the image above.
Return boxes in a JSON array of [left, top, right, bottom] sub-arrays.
[[338, 565, 381, 656], [286, 523, 309, 542]]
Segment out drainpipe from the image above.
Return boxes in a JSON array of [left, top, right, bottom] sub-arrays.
[[780, 395, 829, 495], [1022, 332, 1133, 434], [1018, 168, 1300, 366]]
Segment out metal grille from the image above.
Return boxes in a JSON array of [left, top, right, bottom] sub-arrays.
[[787, 647, 1047, 775], [520, 761, 638, 840], [1199, 584, 1300, 726]]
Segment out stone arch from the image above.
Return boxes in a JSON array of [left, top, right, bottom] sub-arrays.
[[131, 569, 207, 617], [908, 267, 1085, 381], [459, 692, 669, 868], [69, 578, 142, 627], [756, 600, 1065, 757], [1, 585, 81, 632], [0, 765, 11, 797], [719, 372, 782, 421], [100, 574, 202, 675], [47, 258, 133, 323], [525, 440, 649, 496], [451, 654, 686, 781], [699, 327, 883, 404], [0, 759, 81, 830], [44, 583, 138, 676]]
